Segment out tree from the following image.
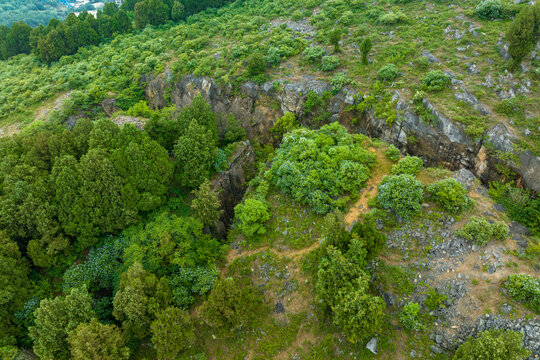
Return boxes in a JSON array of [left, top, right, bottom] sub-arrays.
[[359, 37, 372, 65], [0, 233, 30, 346], [112, 10, 132, 34], [134, 0, 171, 29], [5, 21, 32, 56], [247, 52, 266, 76], [506, 6, 535, 70], [234, 198, 271, 237], [97, 13, 113, 39], [121, 0, 144, 12], [151, 307, 195, 360], [376, 174, 424, 219], [173, 119, 217, 188], [200, 277, 264, 333], [329, 28, 342, 52], [103, 2, 119, 17], [351, 212, 386, 262], [68, 319, 130, 360], [191, 180, 222, 226], [38, 29, 67, 63], [171, 1, 186, 21], [113, 262, 171, 340], [453, 329, 531, 360], [29, 287, 95, 360]]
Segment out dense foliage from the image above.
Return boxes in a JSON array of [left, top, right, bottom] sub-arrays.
[[398, 302, 422, 331], [0, 0, 69, 27], [456, 216, 509, 245], [427, 178, 469, 213], [504, 274, 540, 313], [271, 123, 375, 214], [390, 155, 423, 175], [376, 174, 424, 219], [453, 329, 531, 360]]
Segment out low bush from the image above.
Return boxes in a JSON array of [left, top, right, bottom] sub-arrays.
[[377, 64, 399, 82], [422, 70, 450, 91], [303, 46, 326, 63], [321, 55, 340, 71], [385, 144, 401, 162], [427, 178, 469, 213], [398, 302, 422, 331], [391, 156, 423, 175], [504, 274, 540, 313], [453, 329, 531, 360], [234, 198, 271, 237], [494, 98, 524, 117], [247, 53, 266, 76], [475, 0, 517, 20], [456, 216, 509, 245], [271, 112, 298, 135], [378, 11, 408, 25], [376, 174, 424, 219]]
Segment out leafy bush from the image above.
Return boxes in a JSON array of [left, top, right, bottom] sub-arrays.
[[376, 175, 424, 219], [422, 70, 450, 91], [456, 217, 509, 245], [265, 47, 282, 66], [427, 178, 469, 213], [424, 288, 448, 311], [398, 302, 422, 331], [271, 123, 375, 214], [495, 98, 524, 117], [303, 46, 325, 63], [504, 274, 540, 313], [453, 329, 531, 360], [331, 72, 351, 93], [272, 112, 298, 135], [475, 0, 516, 20], [321, 55, 340, 71], [391, 156, 423, 175], [359, 37, 372, 65], [378, 11, 408, 25], [234, 198, 271, 237], [506, 6, 536, 68], [385, 144, 401, 162], [377, 64, 399, 81], [247, 52, 266, 76]]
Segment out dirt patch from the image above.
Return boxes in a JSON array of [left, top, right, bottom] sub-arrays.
[[35, 90, 73, 122]]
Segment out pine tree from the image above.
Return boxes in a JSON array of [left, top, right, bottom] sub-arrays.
[[506, 7, 535, 70]]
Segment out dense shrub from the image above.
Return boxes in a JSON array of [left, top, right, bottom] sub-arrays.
[[303, 46, 325, 63], [475, 0, 516, 20], [427, 178, 469, 213], [385, 144, 401, 162], [247, 52, 266, 76], [391, 156, 423, 175], [495, 98, 525, 116], [377, 64, 399, 81], [271, 123, 375, 214], [376, 175, 424, 219], [504, 274, 540, 313], [272, 112, 298, 135], [453, 329, 531, 360], [422, 70, 451, 91], [398, 302, 422, 331], [329, 28, 342, 52], [506, 6, 536, 69], [378, 11, 408, 25], [456, 217, 509, 245], [321, 55, 340, 71], [359, 37, 372, 65], [234, 198, 271, 237]]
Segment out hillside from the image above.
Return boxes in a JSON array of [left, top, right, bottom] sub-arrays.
[[0, 0, 539, 359]]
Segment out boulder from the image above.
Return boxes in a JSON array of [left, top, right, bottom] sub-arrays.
[[366, 337, 378, 354], [453, 168, 477, 190]]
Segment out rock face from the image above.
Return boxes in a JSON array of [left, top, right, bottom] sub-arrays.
[[213, 141, 256, 237], [143, 74, 540, 193]]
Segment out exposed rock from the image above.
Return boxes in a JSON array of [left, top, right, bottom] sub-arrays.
[[142, 73, 168, 109], [101, 98, 120, 117], [366, 337, 378, 354], [383, 292, 398, 308], [453, 168, 477, 190], [111, 115, 146, 130], [453, 87, 490, 115], [269, 19, 315, 39], [273, 302, 285, 314], [497, 38, 511, 60], [466, 63, 479, 75], [422, 50, 440, 63]]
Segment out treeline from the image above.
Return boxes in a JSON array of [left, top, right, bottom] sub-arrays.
[[0, 0, 69, 27], [0, 0, 235, 63]]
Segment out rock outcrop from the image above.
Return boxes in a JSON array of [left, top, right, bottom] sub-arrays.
[[143, 74, 540, 193]]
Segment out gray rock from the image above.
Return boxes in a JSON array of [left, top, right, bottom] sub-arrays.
[[453, 168, 477, 190], [274, 302, 285, 314], [497, 38, 511, 60], [466, 63, 479, 75], [422, 50, 440, 63], [383, 292, 398, 307], [501, 303, 513, 314], [430, 345, 443, 354], [366, 337, 378, 354], [454, 87, 490, 115]]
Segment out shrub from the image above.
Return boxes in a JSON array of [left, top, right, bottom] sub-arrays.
[[321, 55, 340, 71], [506, 6, 535, 69], [359, 37, 372, 65], [398, 302, 422, 331], [378, 11, 408, 25], [271, 123, 375, 214], [456, 217, 508, 245], [247, 52, 266, 76], [376, 175, 424, 219], [272, 112, 298, 134], [234, 198, 271, 237], [427, 178, 469, 213], [475, 0, 517, 20], [504, 274, 540, 313], [495, 98, 525, 116], [424, 288, 448, 311], [331, 72, 351, 93], [303, 46, 325, 63], [329, 28, 342, 52], [453, 329, 531, 360], [385, 144, 401, 162], [391, 156, 423, 175], [377, 64, 399, 81], [422, 70, 450, 91], [265, 47, 282, 66]]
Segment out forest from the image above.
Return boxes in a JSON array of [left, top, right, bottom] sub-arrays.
[[0, 0, 70, 27], [0, 0, 539, 359]]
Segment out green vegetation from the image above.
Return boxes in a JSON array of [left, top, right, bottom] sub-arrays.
[[504, 274, 540, 313], [427, 178, 470, 213], [234, 198, 271, 237], [391, 155, 423, 175], [0, 0, 69, 27], [376, 174, 424, 219], [456, 216, 509, 245], [377, 63, 399, 82], [271, 123, 374, 214], [398, 302, 422, 331], [384, 144, 401, 162], [474, 0, 516, 20], [453, 329, 531, 360], [422, 70, 451, 92], [68, 319, 130, 360]]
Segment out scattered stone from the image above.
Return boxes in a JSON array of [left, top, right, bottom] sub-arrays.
[[383, 292, 398, 308], [466, 63, 479, 75], [501, 303, 513, 314], [430, 345, 443, 354], [274, 302, 285, 314], [493, 203, 505, 212], [366, 337, 378, 354], [453, 168, 477, 190], [422, 50, 440, 63]]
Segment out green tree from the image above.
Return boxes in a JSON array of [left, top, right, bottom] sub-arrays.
[[329, 28, 342, 52], [29, 287, 95, 360], [103, 2, 119, 17], [151, 307, 195, 360], [97, 12, 113, 39], [234, 198, 271, 237], [506, 6, 535, 70], [351, 212, 386, 262], [38, 28, 67, 63], [171, 1, 186, 21], [121, 0, 143, 11], [134, 0, 171, 29], [5, 21, 32, 56], [247, 52, 266, 76], [112, 10, 132, 34], [0, 233, 30, 346], [359, 37, 372, 65], [453, 329, 531, 360], [113, 262, 171, 340], [376, 174, 424, 219], [68, 319, 130, 360], [191, 180, 222, 226], [200, 277, 264, 333], [173, 119, 217, 188]]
